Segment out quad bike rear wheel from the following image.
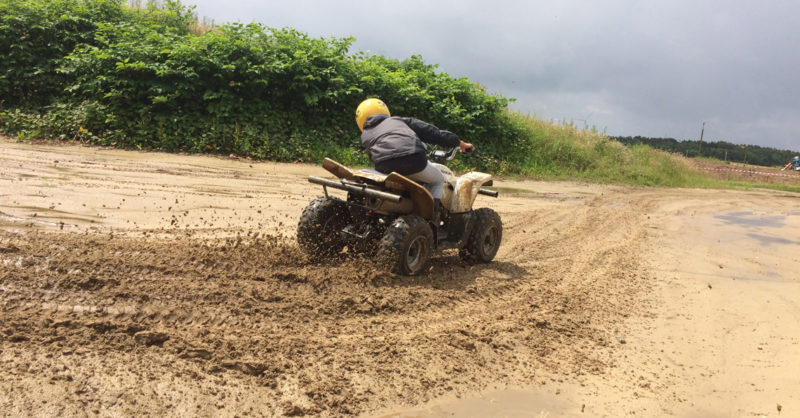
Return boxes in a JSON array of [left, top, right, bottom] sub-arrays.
[[461, 208, 502, 263], [377, 215, 434, 275], [297, 197, 349, 258]]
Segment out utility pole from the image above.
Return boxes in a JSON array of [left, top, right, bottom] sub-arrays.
[[698, 121, 706, 157]]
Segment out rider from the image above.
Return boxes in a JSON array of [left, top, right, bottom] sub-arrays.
[[355, 98, 473, 223]]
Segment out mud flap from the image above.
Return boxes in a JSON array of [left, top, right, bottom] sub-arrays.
[[439, 212, 476, 250]]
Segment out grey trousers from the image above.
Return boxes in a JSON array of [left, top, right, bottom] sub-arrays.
[[407, 162, 445, 200]]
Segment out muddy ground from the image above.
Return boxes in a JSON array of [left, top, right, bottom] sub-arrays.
[[1, 137, 799, 417]]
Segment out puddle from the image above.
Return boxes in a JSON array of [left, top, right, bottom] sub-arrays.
[[746, 233, 800, 247], [713, 211, 787, 228]]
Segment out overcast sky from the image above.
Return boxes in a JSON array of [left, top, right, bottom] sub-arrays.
[[186, 0, 799, 151]]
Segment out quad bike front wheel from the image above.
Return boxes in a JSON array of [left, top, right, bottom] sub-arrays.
[[462, 208, 502, 263], [297, 197, 350, 258], [377, 215, 434, 276]]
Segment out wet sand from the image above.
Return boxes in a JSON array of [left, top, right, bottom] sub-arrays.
[[1, 137, 799, 417]]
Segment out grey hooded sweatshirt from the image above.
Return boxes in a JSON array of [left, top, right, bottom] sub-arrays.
[[360, 114, 460, 174]]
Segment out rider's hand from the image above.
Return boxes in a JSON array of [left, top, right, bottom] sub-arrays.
[[459, 140, 475, 154]]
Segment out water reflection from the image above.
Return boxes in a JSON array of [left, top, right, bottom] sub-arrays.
[[713, 211, 787, 228], [746, 233, 800, 246]]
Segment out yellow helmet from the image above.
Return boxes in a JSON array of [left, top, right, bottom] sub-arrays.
[[355, 98, 390, 131]]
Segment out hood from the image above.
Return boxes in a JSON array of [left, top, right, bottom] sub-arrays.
[[363, 114, 389, 130]]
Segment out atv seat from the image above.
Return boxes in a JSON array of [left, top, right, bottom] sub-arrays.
[[321, 158, 434, 219]]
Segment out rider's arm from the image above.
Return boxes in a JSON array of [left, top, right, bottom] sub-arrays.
[[397, 117, 461, 148]]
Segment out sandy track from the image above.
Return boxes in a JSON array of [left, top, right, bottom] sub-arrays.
[[1, 138, 798, 417]]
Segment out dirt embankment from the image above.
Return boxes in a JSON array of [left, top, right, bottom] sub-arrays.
[[1, 137, 798, 417]]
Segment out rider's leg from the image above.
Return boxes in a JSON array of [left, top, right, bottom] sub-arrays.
[[407, 162, 444, 200], [407, 162, 444, 225], [376, 156, 444, 222]]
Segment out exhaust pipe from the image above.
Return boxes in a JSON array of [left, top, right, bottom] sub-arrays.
[[478, 188, 499, 198], [308, 176, 403, 203]]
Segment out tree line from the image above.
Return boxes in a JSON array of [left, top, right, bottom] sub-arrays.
[[611, 136, 799, 167]]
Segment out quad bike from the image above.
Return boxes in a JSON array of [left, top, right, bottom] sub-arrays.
[[297, 147, 502, 275]]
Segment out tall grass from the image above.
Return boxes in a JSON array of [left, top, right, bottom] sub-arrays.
[[459, 111, 716, 188]]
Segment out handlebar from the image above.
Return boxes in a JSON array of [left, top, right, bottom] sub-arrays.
[[427, 147, 459, 164], [427, 145, 475, 164]]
